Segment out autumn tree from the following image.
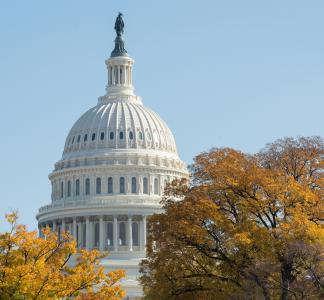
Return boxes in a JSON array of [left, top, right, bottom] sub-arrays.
[[140, 136, 324, 300], [0, 213, 125, 300]]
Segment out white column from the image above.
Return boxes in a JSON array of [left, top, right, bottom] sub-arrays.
[[123, 65, 126, 84], [86, 217, 90, 250], [143, 215, 147, 249], [77, 223, 82, 248], [99, 216, 104, 251], [117, 66, 120, 84], [112, 65, 115, 85], [62, 219, 66, 232], [113, 216, 118, 251], [127, 216, 133, 252], [72, 218, 77, 241], [52, 220, 56, 232]]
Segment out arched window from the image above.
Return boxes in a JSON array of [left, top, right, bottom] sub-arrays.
[[85, 178, 90, 195], [120, 177, 125, 193], [84, 134, 88, 142], [77, 135, 81, 143], [96, 177, 101, 194], [138, 132, 143, 140], [143, 177, 148, 194], [108, 177, 113, 194], [72, 137, 75, 144], [67, 180, 71, 197], [92, 133, 96, 141], [119, 132, 124, 140], [100, 132, 105, 140], [132, 222, 139, 246], [61, 182, 64, 198], [109, 132, 114, 140], [106, 223, 113, 247], [154, 178, 159, 195], [131, 177, 137, 194], [119, 222, 126, 246], [75, 179, 80, 196], [129, 131, 133, 139]]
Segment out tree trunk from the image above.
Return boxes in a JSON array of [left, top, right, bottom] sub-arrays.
[[281, 260, 293, 300], [261, 282, 271, 300]]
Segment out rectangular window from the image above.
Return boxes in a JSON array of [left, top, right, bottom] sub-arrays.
[[143, 177, 148, 194], [120, 177, 125, 193], [108, 177, 113, 194]]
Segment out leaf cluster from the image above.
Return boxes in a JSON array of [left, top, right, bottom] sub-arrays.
[[140, 136, 324, 300], [0, 213, 125, 300]]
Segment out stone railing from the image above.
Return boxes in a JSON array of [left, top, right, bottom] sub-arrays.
[[38, 198, 161, 213]]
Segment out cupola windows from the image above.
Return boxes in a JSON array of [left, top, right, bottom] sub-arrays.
[[108, 64, 132, 87], [129, 131, 133, 140], [119, 132, 124, 140], [77, 135, 81, 143], [138, 132, 143, 140], [92, 133, 96, 141], [100, 132, 105, 140], [110, 132, 114, 140], [84, 134, 88, 142]]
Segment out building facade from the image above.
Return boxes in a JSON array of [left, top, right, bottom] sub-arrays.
[[36, 14, 188, 297]]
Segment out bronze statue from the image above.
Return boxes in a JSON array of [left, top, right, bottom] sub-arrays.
[[111, 12, 128, 57], [114, 12, 124, 36]]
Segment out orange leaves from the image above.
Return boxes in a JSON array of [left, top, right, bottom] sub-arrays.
[[140, 137, 324, 300], [0, 213, 125, 299]]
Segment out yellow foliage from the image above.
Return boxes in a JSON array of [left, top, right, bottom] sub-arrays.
[[0, 213, 125, 300]]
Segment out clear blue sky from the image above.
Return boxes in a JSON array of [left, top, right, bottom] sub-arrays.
[[0, 0, 323, 231]]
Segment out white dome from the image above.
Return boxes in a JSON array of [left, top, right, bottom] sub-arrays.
[[37, 15, 188, 298], [63, 98, 178, 160]]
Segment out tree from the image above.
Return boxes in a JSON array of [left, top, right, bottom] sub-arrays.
[[140, 136, 324, 300], [0, 213, 125, 300]]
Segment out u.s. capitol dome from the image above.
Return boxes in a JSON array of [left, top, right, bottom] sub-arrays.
[[36, 13, 188, 297]]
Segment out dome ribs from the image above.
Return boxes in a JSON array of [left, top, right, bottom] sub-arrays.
[[129, 103, 147, 148], [120, 102, 127, 148], [136, 104, 157, 149], [125, 103, 136, 149], [62, 103, 180, 158]]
